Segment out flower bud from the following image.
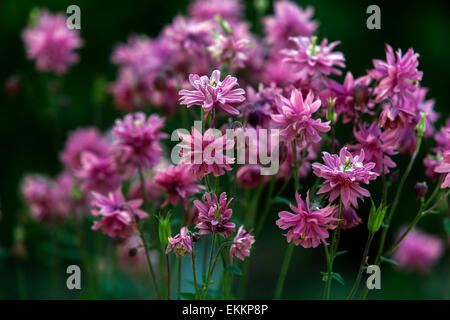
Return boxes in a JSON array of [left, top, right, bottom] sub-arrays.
[[414, 182, 428, 200], [415, 112, 427, 138], [191, 232, 201, 243], [4, 75, 21, 97], [248, 107, 264, 127], [390, 170, 399, 181], [353, 84, 370, 106], [158, 214, 171, 248], [326, 97, 337, 123], [367, 199, 388, 233]]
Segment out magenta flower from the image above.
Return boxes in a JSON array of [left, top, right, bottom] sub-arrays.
[[163, 16, 212, 54], [392, 228, 444, 273], [264, 0, 318, 51], [179, 70, 245, 116], [90, 189, 148, 239], [208, 33, 252, 70], [22, 10, 83, 74], [236, 165, 263, 188], [337, 207, 361, 230], [154, 164, 204, 208], [74, 152, 121, 194], [312, 147, 379, 208], [349, 122, 397, 174], [378, 101, 416, 131], [434, 150, 450, 188], [166, 227, 193, 257], [368, 44, 422, 105], [276, 191, 338, 248], [188, 0, 243, 22], [60, 127, 110, 173], [230, 226, 255, 263], [282, 36, 345, 80], [271, 89, 330, 145], [178, 127, 235, 179], [113, 112, 167, 170], [194, 192, 236, 238], [22, 175, 58, 223]]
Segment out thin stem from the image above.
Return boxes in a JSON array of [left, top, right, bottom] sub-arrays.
[[201, 234, 217, 299], [191, 250, 201, 300], [347, 232, 374, 299], [323, 244, 331, 299], [166, 254, 171, 300], [324, 199, 342, 300], [177, 257, 182, 300], [137, 225, 161, 299], [274, 242, 295, 299], [255, 177, 276, 238], [291, 140, 299, 191]]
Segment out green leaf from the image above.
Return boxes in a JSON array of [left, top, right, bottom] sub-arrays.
[[225, 264, 242, 276], [331, 272, 345, 285], [177, 292, 197, 300], [444, 218, 450, 235], [274, 196, 291, 207], [381, 256, 398, 266], [335, 250, 348, 257]]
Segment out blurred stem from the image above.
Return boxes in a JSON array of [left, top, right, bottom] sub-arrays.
[[166, 254, 171, 300], [201, 234, 217, 299], [255, 176, 276, 238], [291, 140, 299, 191], [191, 250, 201, 300], [177, 257, 182, 300], [347, 232, 374, 300], [202, 241, 231, 299], [274, 242, 295, 299]]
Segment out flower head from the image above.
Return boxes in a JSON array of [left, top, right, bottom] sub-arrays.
[[194, 192, 236, 238], [90, 189, 148, 239], [166, 227, 193, 257], [434, 150, 450, 188], [188, 0, 243, 22], [179, 70, 245, 116], [113, 112, 167, 170], [312, 147, 379, 208], [392, 228, 443, 273], [271, 89, 330, 145], [154, 164, 204, 208], [282, 36, 345, 80], [230, 226, 255, 263], [22, 175, 58, 223], [276, 191, 338, 248], [22, 10, 83, 74], [338, 207, 361, 229]]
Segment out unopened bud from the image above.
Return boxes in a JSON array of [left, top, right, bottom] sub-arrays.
[[414, 182, 428, 200], [353, 84, 370, 106], [415, 112, 427, 138]]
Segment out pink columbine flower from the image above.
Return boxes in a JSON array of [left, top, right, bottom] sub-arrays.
[[188, 0, 243, 22], [90, 189, 147, 239], [179, 70, 246, 116], [74, 152, 121, 194], [230, 226, 255, 263], [60, 127, 110, 173], [282, 36, 345, 80], [113, 112, 167, 170], [22, 175, 58, 223], [166, 227, 193, 257], [276, 191, 338, 248], [236, 165, 263, 188], [194, 192, 236, 238], [378, 101, 416, 131], [208, 33, 252, 70], [337, 207, 361, 229], [271, 89, 330, 145], [154, 164, 204, 208], [348, 122, 397, 174], [368, 44, 423, 105], [264, 0, 318, 51], [434, 150, 450, 188], [392, 228, 444, 273], [312, 147, 379, 208], [22, 10, 83, 74], [178, 127, 235, 179]]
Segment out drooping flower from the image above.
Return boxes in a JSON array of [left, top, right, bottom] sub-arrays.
[[230, 226, 255, 263], [166, 226, 193, 257], [368, 44, 422, 105], [282, 36, 345, 80], [178, 127, 235, 179], [271, 89, 330, 145], [236, 165, 263, 188], [194, 192, 236, 238], [337, 207, 361, 229], [154, 164, 204, 208], [113, 112, 167, 170], [179, 70, 245, 116], [348, 122, 397, 174], [434, 150, 450, 188], [392, 228, 444, 273], [276, 191, 338, 248], [378, 101, 416, 130], [312, 147, 379, 208], [60, 127, 110, 173], [90, 189, 148, 239], [22, 9, 83, 74], [74, 152, 121, 194], [264, 0, 318, 51]]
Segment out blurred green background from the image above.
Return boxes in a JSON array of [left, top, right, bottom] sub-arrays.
[[0, 0, 449, 299]]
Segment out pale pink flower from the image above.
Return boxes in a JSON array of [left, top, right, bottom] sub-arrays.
[[166, 226, 193, 257], [230, 226, 255, 263], [179, 70, 245, 116], [312, 147, 379, 208], [276, 191, 338, 248]]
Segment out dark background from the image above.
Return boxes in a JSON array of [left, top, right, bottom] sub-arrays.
[[0, 0, 449, 299]]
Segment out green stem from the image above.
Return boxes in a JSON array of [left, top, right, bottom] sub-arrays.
[[191, 250, 201, 300], [274, 242, 295, 299], [201, 234, 217, 299], [177, 257, 182, 300], [347, 232, 374, 299], [323, 244, 331, 299], [291, 140, 300, 191], [255, 177, 276, 238], [166, 254, 171, 300]]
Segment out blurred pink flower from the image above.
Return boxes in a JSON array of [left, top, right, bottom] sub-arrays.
[[392, 228, 444, 273], [434, 150, 450, 188], [194, 192, 236, 238], [337, 207, 361, 229], [236, 165, 262, 188], [188, 0, 243, 22], [166, 226, 193, 257], [155, 164, 204, 208], [271, 89, 330, 145], [312, 147, 378, 208], [276, 191, 338, 248], [90, 189, 147, 239], [179, 70, 245, 116], [230, 225, 255, 263], [22, 175, 59, 223], [22, 10, 83, 74]]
